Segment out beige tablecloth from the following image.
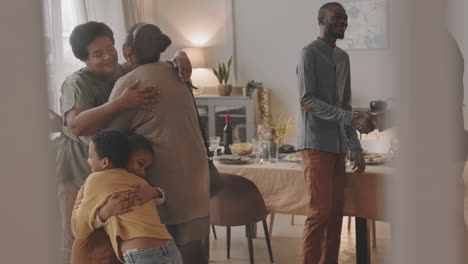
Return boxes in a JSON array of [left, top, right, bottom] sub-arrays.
[[215, 160, 393, 221]]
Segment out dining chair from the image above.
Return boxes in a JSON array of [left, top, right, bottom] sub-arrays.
[[266, 212, 294, 237], [210, 173, 274, 264]]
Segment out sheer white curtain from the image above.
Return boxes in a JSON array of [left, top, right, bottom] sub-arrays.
[[43, 0, 87, 113], [43, 0, 128, 113], [122, 0, 155, 26]]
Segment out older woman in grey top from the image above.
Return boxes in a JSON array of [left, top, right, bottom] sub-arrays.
[[106, 23, 209, 264]]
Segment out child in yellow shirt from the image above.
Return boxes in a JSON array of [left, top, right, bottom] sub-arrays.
[[71, 130, 182, 263]]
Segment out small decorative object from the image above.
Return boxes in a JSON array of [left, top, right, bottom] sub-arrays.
[[217, 84, 232, 96], [278, 144, 295, 154], [255, 88, 271, 128], [387, 139, 399, 163], [369, 100, 387, 112], [245, 80, 263, 98], [209, 136, 221, 158], [271, 116, 294, 147], [213, 57, 233, 96]]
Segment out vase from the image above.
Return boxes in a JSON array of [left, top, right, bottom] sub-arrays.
[[254, 88, 271, 126], [242, 87, 247, 96], [217, 84, 232, 96], [246, 87, 255, 98]]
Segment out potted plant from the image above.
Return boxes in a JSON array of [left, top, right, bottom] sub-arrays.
[[245, 80, 263, 98], [213, 57, 233, 96]]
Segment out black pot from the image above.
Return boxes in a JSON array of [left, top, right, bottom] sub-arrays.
[[369, 100, 387, 112]]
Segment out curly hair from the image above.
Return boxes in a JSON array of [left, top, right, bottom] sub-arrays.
[[125, 23, 172, 64], [70, 21, 115, 61], [91, 130, 130, 169], [128, 134, 154, 156]]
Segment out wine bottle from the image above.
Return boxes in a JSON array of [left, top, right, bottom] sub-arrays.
[[223, 114, 233, 154]]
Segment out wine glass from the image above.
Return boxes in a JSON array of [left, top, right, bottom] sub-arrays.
[[209, 136, 220, 159], [257, 124, 264, 140], [345, 150, 353, 167], [252, 138, 264, 163]]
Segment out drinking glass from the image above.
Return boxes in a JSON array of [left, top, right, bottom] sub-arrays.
[[345, 150, 353, 167], [252, 139, 264, 163], [268, 140, 279, 163], [209, 136, 221, 158]]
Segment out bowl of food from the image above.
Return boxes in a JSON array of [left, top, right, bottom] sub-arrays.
[[229, 142, 254, 156]]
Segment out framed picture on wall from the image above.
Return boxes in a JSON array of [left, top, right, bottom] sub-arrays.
[[330, 0, 389, 50]]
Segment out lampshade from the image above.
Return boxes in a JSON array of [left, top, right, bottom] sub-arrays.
[[183, 47, 206, 68]]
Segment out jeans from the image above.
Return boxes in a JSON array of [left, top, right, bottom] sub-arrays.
[[123, 240, 183, 264]]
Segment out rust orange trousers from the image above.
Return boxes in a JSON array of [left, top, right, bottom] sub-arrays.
[[301, 149, 346, 264]]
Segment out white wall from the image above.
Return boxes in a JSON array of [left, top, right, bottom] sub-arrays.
[[392, 0, 465, 262], [448, 0, 468, 128], [141, 0, 402, 139], [85, 0, 128, 62], [148, 0, 234, 87], [233, 1, 400, 136]]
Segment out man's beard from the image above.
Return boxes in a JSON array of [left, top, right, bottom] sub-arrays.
[[326, 23, 345, 39], [334, 31, 345, 39]]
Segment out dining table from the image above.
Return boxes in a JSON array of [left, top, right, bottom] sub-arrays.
[[214, 157, 393, 264]]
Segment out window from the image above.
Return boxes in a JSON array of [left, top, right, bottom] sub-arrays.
[[43, 0, 87, 113], [42, 0, 127, 114]]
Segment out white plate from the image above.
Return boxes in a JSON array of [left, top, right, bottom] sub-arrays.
[[283, 152, 302, 162], [365, 160, 386, 165], [216, 155, 251, 165], [364, 153, 386, 165]]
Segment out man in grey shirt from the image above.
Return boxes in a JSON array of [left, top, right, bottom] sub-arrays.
[[296, 2, 368, 263]]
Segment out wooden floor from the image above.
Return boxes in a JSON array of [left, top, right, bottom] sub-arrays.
[[209, 214, 391, 264]]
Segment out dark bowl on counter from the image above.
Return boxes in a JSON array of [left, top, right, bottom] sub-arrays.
[[369, 100, 387, 112]]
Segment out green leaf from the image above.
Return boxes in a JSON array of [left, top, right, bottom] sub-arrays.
[[225, 71, 230, 83], [213, 58, 234, 84], [213, 68, 221, 83], [221, 64, 226, 83], [227, 57, 232, 70]]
